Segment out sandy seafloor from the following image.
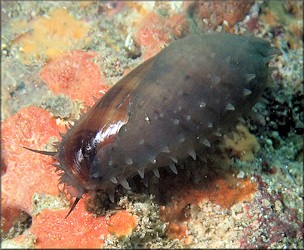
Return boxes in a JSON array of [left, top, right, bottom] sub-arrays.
[[1, 1, 303, 249]]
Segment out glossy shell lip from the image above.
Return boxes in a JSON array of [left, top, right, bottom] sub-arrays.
[[58, 121, 127, 190]]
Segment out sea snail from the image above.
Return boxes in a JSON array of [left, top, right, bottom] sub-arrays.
[[26, 33, 278, 217]]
